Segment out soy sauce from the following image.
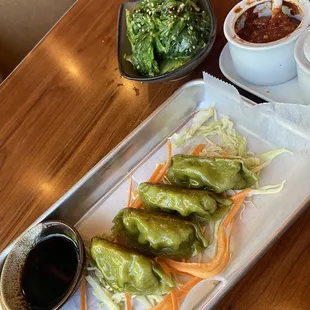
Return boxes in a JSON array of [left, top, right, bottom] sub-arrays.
[[21, 236, 78, 309]]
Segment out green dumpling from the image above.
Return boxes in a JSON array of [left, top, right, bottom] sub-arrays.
[[138, 182, 233, 222], [166, 155, 257, 193], [90, 237, 174, 295], [112, 208, 208, 260]]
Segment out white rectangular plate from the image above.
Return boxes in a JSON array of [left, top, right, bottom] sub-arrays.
[[62, 75, 310, 309]]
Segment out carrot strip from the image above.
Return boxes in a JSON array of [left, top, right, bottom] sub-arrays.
[[230, 189, 251, 202], [80, 276, 86, 310], [153, 295, 171, 310], [171, 290, 178, 310], [130, 198, 143, 209], [129, 141, 172, 210], [177, 277, 201, 297], [156, 259, 194, 277], [153, 278, 201, 310], [148, 163, 164, 183], [129, 164, 164, 209], [223, 189, 251, 226], [151, 140, 172, 183], [125, 293, 132, 310], [155, 259, 172, 277], [163, 190, 249, 278], [176, 219, 234, 282], [127, 178, 133, 208], [169, 266, 194, 277], [155, 224, 235, 310], [163, 229, 225, 275], [192, 144, 205, 155]]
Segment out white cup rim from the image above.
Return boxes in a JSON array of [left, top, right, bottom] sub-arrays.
[[295, 28, 310, 73], [224, 0, 310, 51]]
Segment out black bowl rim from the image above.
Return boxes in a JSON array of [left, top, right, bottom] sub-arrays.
[[117, 0, 217, 82], [0, 220, 86, 310]]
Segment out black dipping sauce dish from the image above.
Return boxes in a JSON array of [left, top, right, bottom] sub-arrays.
[[0, 221, 85, 310]]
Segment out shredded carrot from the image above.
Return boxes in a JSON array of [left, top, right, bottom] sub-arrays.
[[156, 258, 194, 277], [223, 189, 251, 226], [169, 266, 193, 277], [125, 293, 132, 310], [153, 277, 201, 310], [163, 190, 249, 278], [192, 144, 205, 155], [153, 223, 235, 310], [155, 259, 172, 277], [80, 276, 86, 310], [129, 141, 172, 210], [230, 189, 251, 201], [129, 164, 164, 209], [223, 152, 228, 157], [127, 178, 133, 208], [151, 140, 172, 183], [175, 219, 234, 282], [171, 290, 178, 310], [176, 277, 201, 298], [153, 294, 171, 310], [130, 198, 143, 209], [148, 163, 164, 183]]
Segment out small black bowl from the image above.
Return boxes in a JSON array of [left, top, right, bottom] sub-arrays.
[[0, 221, 85, 310], [117, 0, 217, 82]]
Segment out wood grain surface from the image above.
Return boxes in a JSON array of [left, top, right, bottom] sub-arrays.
[[0, 0, 309, 309]]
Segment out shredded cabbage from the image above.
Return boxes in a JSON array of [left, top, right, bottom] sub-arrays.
[[86, 275, 120, 310], [171, 108, 214, 147], [170, 108, 292, 179], [259, 149, 293, 162], [112, 292, 125, 303], [86, 261, 166, 309], [246, 181, 286, 197], [146, 295, 165, 307], [135, 296, 152, 309], [239, 203, 246, 220], [250, 149, 293, 174], [171, 108, 250, 156]]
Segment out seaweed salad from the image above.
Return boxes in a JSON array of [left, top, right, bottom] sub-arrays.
[[125, 0, 212, 77]]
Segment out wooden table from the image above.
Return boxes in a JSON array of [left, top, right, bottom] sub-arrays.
[[0, 0, 309, 308]]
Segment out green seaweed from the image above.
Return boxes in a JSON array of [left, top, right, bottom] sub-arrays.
[[125, 0, 211, 76]]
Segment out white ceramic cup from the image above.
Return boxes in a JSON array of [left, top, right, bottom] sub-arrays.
[[224, 0, 310, 86], [294, 27, 310, 104]]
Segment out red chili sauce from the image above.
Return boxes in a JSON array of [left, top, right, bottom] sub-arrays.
[[236, 2, 301, 43]]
